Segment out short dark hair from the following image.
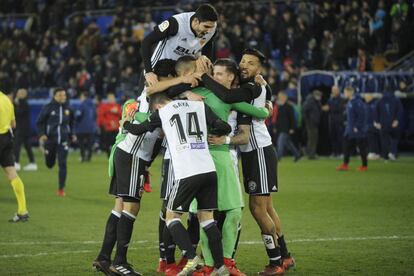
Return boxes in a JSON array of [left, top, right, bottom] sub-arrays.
[[243, 48, 266, 65], [53, 87, 65, 95], [194, 4, 218, 22], [149, 93, 170, 110], [154, 59, 177, 77]]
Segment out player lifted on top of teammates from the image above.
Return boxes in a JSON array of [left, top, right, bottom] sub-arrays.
[[139, 3, 217, 91], [121, 93, 232, 276]]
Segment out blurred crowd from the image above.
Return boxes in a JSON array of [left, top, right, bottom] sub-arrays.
[[1, 0, 413, 98]]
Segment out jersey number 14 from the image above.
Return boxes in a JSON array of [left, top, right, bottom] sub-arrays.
[[170, 112, 204, 144]]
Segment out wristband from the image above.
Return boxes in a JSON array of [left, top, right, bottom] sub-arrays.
[[225, 136, 231, 145]]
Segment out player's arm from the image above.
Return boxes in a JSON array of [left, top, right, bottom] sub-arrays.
[[147, 75, 198, 96], [122, 111, 161, 135], [140, 17, 179, 75], [204, 104, 231, 136], [201, 74, 261, 103], [36, 104, 50, 138], [231, 102, 269, 119], [208, 113, 251, 146]]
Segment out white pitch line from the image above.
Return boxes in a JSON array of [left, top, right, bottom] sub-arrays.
[[0, 235, 413, 259]]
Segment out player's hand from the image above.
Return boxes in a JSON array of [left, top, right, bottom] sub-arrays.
[[181, 75, 199, 87], [145, 72, 159, 86], [255, 74, 267, 86], [208, 135, 226, 145], [196, 56, 212, 75], [185, 91, 205, 101], [392, 120, 398, 128], [71, 135, 77, 143], [265, 100, 273, 116], [39, 135, 48, 143], [374, 122, 382, 130]]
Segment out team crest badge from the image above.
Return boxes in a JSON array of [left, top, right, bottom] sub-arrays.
[[158, 20, 169, 32], [248, 180, 257, 192]]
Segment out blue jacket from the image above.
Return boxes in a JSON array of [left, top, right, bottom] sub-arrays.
[[344, 95, 368, 138], [375, 92, 403, 131], [328, 96, 346, 124], [366, 99, 378, 131], [74, 99, 97, 134], [36, 99, 74, 144]]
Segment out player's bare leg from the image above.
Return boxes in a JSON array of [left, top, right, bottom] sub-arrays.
[[249, 195, 284, 275]]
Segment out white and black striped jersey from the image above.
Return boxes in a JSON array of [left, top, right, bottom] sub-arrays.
[[150, 12, 216, 68], [239, 85, 272, 152], [137, 87, 150, 113]]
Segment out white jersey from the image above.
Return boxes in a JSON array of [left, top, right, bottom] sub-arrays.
[[137, 87, 150, 113], [239, 85, 272, 152], [151, 12, 216, 67], [158, 100, 215, 180]]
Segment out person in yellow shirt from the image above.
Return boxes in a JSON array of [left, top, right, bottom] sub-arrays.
[[0, 91, 29, 222]]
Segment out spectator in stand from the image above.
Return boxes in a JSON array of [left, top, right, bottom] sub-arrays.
[[302, 90, 322, 159], [325, 86, 346, 158], [370, 1, 386, 53], [119, 66, 139, 98], [75, 92, 97, 162], [97, 92, 121, 156], [374, 90, 403, 161], [13, 88, 37, 171], [337, 86, 368, 171], [365, 93, 381, 160], [275, 91, 301, 162]]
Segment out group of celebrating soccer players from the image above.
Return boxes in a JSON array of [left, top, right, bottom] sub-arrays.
[[92, 4, 295, 276]]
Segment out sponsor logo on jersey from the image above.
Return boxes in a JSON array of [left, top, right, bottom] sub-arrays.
[[190, 142, 205, 149], [173, 45, 198, 56], [176, 144, 190, 152], [158, 20, 169, 32]]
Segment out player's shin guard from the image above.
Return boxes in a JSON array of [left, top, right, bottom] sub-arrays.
[[163, 225, 176, 264], [201, 219, 224, 269], [187, 212, 200, 251], [113, 210, 136, 265], [98, 210, 121, 261], [10, 177, 27, 215], [262, 233, 282, 266], [222, 208, 242, 258], [277, 235, 289, 258], [159, 210, 166, 260], [167, 218, 196, 259]]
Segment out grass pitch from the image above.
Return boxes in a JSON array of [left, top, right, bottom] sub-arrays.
[[1, 150, 414, 275]]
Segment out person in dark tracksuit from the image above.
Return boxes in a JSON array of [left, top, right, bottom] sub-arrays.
[[37, 88, 75, 196], [337, 87, 368, 171], [327, 86, 346, 158], [364, 93, 381, 160], [13, 88, 37, 171], [75, 92, 96, 162], [374, 91, 403, 161], [302, 90, 322, 159], [276, 91, 301, 161]]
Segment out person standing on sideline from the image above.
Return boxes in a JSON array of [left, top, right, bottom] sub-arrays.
[[97, 93, 121, 156], [0, 90, 29, 222], [13, 88, 37, 171], [337, 87, 368, 171], [374, 90, 403, 161], [365, 93, 381, 160], [327, 86, 346, 158], [36, 88, 75, 196], [275, 91, 301, 161], [302, 90, 322, 159], [75, 92, 97, 162]]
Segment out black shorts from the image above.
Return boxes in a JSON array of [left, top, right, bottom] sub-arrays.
[[166, 171, 218, 213], [160, 158, 174, 200], [241, 145, 278, 195], [0, 132, 15, 168], [109, 148, 148, 202]]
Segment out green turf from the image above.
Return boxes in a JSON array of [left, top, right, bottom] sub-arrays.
[[1, 150, 414, 275]]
